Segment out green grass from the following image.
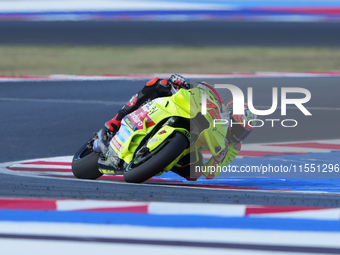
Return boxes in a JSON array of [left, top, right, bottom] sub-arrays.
[[1, 46, 340, 75]]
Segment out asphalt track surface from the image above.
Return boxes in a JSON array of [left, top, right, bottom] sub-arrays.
[[1, 21, 340, 47], [1, 77, 340, 205]]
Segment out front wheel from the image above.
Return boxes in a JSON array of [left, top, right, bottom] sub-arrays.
[[124, 132, 189, 183], [72, 141, 103, 180]]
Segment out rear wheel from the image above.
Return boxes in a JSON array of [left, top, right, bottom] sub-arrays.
[[124, 132, 188, 183], [72, 141, 103, 180]]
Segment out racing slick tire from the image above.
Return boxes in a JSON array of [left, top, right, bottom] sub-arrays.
[[72, 141, 103, 180]]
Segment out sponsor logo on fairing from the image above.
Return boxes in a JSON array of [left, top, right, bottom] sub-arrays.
[[116, 124, 132, 143], [110, 136, 122, 151], [124, 117, 138, 131], [130, 112, 144, 128]]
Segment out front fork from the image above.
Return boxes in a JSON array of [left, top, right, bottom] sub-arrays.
[[93, 129, 127, 175], [92, 128, 112, 156]]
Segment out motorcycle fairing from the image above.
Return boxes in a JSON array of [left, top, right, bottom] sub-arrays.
[[105, 87, 229, 174]]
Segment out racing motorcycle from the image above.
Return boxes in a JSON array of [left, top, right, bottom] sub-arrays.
[[71, 83, 230, 183]]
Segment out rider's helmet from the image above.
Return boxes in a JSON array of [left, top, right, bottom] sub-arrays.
[[168, 74, 190, 93], [224, 101, 256, 143]]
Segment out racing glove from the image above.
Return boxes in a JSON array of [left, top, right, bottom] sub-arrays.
[[105, 113, 122, 133]]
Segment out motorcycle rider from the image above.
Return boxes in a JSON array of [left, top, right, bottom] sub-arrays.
[[100, 74, 255, 180]]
